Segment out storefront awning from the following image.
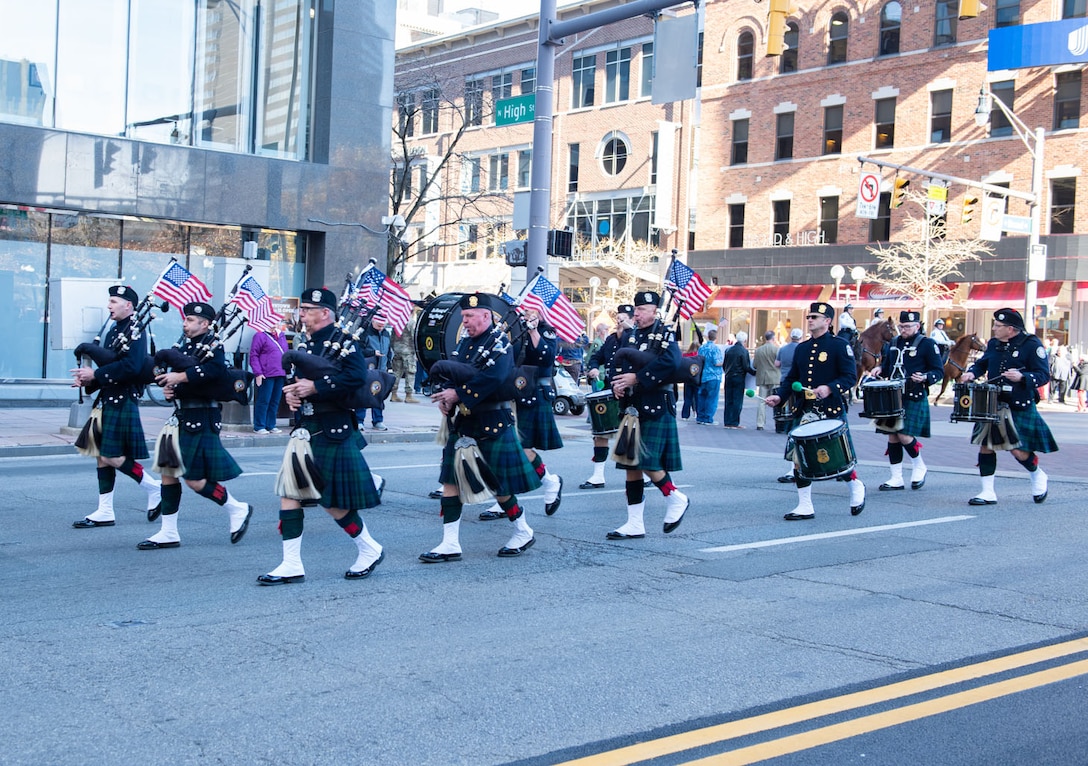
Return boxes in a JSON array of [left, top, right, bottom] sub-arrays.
[[854, 283, 957, 308], [963, 281, 1063, 309], [709, 284, 824, 308], [1076, 282, 1088, 302]]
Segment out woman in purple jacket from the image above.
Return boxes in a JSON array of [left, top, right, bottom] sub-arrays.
[[250, 322, 288, 433]]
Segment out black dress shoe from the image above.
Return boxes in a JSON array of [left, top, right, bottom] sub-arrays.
[[428, 489, 443, 499], [911, 477, 926, 490], [147, 502, 162, 523], [498, 537, 536, 557], [579, 480, 604, 489], [545, 476, 563, 516], [257, 572, 306, 585], [606, 530, 646, 539], [777, 474, 796, 484], [376, 477, 386, 503], [345, 550, 384, 579], [878, 483, 905, 491], [478, 509, 505, 521], [230, 505, 253, 544], [968, 496, 998, 506], [663, 499, 689, 534], [136, 539, 180, 550], [1033, 490, 1048, 504], [73, 517, 115, 528], [850, 500, 865, 516], [419, 550, 462, 563], [783, 512, 815, 521]]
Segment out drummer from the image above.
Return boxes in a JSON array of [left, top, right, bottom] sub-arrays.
[[764, 302, 866, 520], [868, 310, 944, 491], [581, 304, 635, 488], [959, 307, 1057, 506]]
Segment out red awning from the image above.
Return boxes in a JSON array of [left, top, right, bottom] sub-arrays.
[[709, 284, 824, 308], [854, 283, 957, 308], [1076, 282, 1088, 302], [964, 281, 1063, 309]]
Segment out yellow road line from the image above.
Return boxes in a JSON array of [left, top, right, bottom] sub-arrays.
[[686, 658, 1088, 765], [553, 636, 1088, 766]]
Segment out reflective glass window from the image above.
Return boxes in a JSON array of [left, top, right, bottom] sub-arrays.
[[0, 208, 49, 377], [0, 1, 57, 126], [195, 0, 256, 151], [126, 1, 196, 145], [55, 0, 129, 135]]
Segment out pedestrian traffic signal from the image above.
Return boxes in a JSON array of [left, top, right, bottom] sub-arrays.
[[961, 194, 979, 224], [891, 177, 910, 208], [767, 0, 790, 56], [958, 0, 982, 19]]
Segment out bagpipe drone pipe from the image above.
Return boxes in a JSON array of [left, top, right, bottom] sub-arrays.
[[73, 295, 170, 392], [152, 306, 253, 405]]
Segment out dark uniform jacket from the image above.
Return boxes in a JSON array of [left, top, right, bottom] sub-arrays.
[[586, 330, 632, 382], [968, 331, 1050, 411], [450, 323, 517, 441], [878, 334, 944, 401], [172, 333, 231, 403], [620, 323, 681, 420], [92, 317, 147, 397], [515, 322, 557, 408], [776, 332, 856, 419]]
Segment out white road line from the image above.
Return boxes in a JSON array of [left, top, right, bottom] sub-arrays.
[[699, 515, 976, 553]]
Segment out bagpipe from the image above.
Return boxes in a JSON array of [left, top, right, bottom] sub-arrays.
[[152, 305, 252, 405], [73, 294, 170, 393]]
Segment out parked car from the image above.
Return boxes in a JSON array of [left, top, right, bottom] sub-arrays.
[[552, 367, 586, 416]]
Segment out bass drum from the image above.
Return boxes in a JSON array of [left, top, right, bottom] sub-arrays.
[[414, 292, 523, 372]]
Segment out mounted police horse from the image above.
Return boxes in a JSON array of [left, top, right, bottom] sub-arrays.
[[934, 332, 987, 402], [853, 318, 897, 387]]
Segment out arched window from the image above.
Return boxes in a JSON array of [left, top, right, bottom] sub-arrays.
[[879, 2, 901, 56], [737, 31, 754, 80], [828, 12, 849, 65], [781, 23, 800, 73], [601, 135, 629, 175]]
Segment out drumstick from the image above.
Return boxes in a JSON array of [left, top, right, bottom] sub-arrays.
[[985, 368, 1021, 384], [744, 389, 771, 404], [791, 381, 816, 395]]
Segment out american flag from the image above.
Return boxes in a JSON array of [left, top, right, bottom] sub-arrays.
[[519, 274, 584, 343], [664, 259, 713, 320], [355, 265, 413, 335], [152, 261, 212, 312], [229, 276, 282, 332]]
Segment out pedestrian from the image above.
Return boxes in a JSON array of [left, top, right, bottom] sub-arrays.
[[357, 313, 391, 430], [1049, 346, 1071, 404], [681, 341, 700, 420], [721, 331, 755, 428], [389, 308, 419, 403], [1072, 353, 1087, 412], [753, 330, 780, 431], [250, 320, 288, 434], [695, 328, 724, 425]]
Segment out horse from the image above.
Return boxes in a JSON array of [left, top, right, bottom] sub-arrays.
[[854, 318, 897, 385], [934, 333, 987, 402]]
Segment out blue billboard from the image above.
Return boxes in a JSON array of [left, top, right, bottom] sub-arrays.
[[989, 19, 1088, 70]]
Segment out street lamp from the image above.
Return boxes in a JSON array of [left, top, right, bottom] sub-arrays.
[[850, 266, 865, 305], [974, 85, 1046, 333], [588, 276, 601, 334], [830, 264, 845, 302]]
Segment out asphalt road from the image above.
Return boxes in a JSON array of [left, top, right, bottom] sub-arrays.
[[3, 417, 1087, 765]]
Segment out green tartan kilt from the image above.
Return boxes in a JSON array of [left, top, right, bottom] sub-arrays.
[[98, 396, 149, 460], [616, 414, 682, 473], [971, 404, 1058, 454], [515, 398, 564, 451], [306, 425, 380, 510], [875, 397, 931, 438], [176, 407, 242, 482], [440, 426, 542, 496]]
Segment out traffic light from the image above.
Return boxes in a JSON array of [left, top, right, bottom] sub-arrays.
[[891, 177, 910, 208], [961, 193, 979, 224], [958, 0, 982, 19], [767, 0, 790, 56]]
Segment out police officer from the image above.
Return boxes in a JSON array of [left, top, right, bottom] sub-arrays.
[[930, 318, 953, 366], [869, 310, 944, 491], [765, 302, 865, 520], [606, 291, 689, 540], [422, 293, 540, 562], [959, 307, 1057, 506], [147, 302, 252, 550], [580, 303, 634, 489], [259, 288, 385, 584], [71, 285, 162, 528]]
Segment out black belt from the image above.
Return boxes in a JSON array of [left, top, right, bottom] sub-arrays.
[[177, 399, 218, 409], [466, 401, 511, 413]]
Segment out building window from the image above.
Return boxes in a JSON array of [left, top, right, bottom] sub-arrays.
[[728, 204, 745, 248], [641, 42, 654, 98], [601, 135, 629, 175], [824, 105, 843, 155], [737, 31, 754, 80], [930, 89, 953, 143], [396, 92, 415, 138], [1055, 72, 1082, 130], [870, 192, 892, 241], [465, 78, 485, 127], [731, 118, 749, 165], [819, 196, 840, 244], [605, 47, 631, 103], [995, 0, 1020, 26], [568, 143, 579, 192], [772, 200, 791, 243], [697, 31, 704, 87], [465, 157, 482, 193], [517, 149, 532, 188], [934, 0, 957, 46], [569, 195, 658, 251], [828, 12, 849, 65], [572, 55, 596, 108], [781, 23, 800, 73], [990, 80, 1015, 137], [1063, 0, 1085, 18], [875, 97, 896, 148], [492, 72, 513, 101], [459, 223, 478, 260], [1051, 178, 1077, 233], [521, 67, 536, 95], [488, 153, 509, 191], [775, 112, 795, 160], [650, 132, 658, 185], [422, 88, 440, 134], [879, 2, 901, 56]]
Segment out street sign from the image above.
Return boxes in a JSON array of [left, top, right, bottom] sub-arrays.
[[927, 199, 947, 216], [980, 196, 1005, 242], [927, 182, 948, 201], [495, 94, 535, 126], [856, 172, 880, 219], [1002, 214, 1033, 235], [1029, 243, 1047, 281]]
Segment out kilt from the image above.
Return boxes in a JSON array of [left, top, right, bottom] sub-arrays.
[[515, 397, 564, 451], [97, 395, 149, 460], [971, 404, 1058, 454], [440, 426, 541, 496], [176, 406, 242, 482], [303, 418, 380, 510], [875, 397, 930, 438], [616, 414, 682, 473]]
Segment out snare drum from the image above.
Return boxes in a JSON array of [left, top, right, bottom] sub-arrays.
[[587, 390, 621, 436], [789, 419, 857, 481], [860, 380, 905, 419], [950, 382, 999, 423], [773, 396, 798, 424]]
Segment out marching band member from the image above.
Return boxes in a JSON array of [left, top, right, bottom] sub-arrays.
[[259, 288, 385, 584], [71, 285, 162, 528], [145, 302, 252, 550], [869, 310, 944, 491], [765, 302, 865, 520], [959, 307, 1057, 506], [580, 304, 635, 488]]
